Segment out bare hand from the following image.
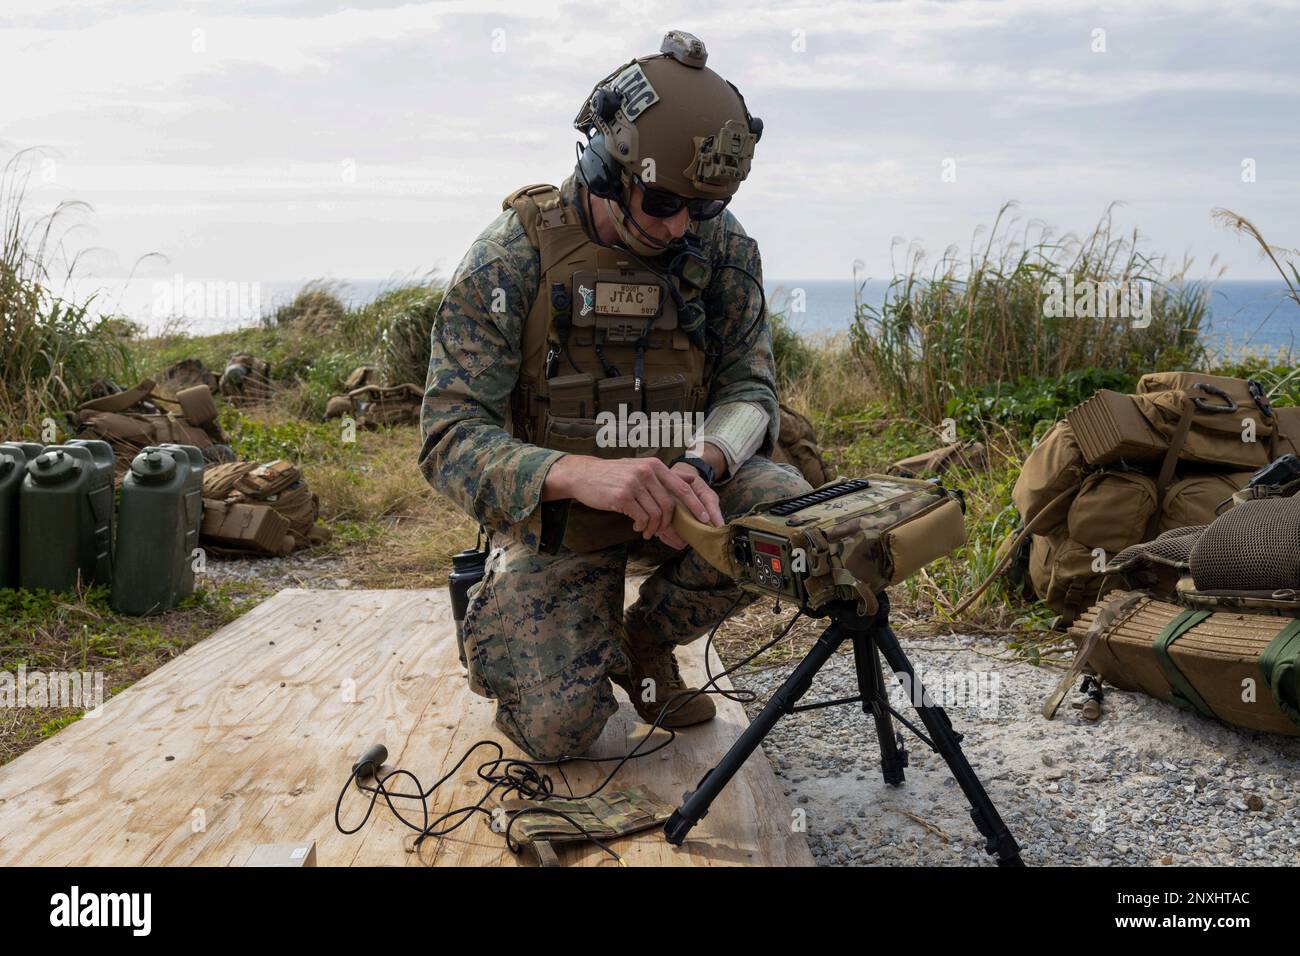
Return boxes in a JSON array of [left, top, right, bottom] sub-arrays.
[[544, 456, 722, 541], [645, 464, 725, 549]]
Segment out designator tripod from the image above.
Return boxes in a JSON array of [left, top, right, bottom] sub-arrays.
[[664, 593, 1025, 866]]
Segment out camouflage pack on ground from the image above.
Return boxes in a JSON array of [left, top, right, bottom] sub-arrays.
[[1010, 371, 1300, 624], [1069, 590, 1300, 737], [324, 380, 422, 428], [201, 459, 331, 556], [770, 403, 830, 488], [71, 379, 233, 479], [220, 353, 274, 407], [498, 785, 675, 866]]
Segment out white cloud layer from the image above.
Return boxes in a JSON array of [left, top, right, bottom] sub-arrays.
[[0, 0, 1296, 292]]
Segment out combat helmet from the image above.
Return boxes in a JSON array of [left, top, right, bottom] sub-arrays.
[[574, 30, 763, 212]]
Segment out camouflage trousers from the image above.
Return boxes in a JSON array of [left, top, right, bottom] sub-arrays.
[[461, 455, 812, 759]]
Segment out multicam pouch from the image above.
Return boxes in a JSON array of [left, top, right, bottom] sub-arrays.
[[497, 785, 675, 867], [671, 475, 967, 614]]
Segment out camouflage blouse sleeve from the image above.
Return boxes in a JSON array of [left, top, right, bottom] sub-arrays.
[[418, 210, 563, 549], [699, 212, 781, 455]]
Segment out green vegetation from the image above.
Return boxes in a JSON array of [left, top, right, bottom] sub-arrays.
[[128, 279, 444, 422], [0, 583, 259, 764], [850, 203, 1210, 424], [0, 152, 135, 436]]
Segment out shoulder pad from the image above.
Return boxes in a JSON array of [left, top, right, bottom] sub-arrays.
[[502, 183, 559, 211]]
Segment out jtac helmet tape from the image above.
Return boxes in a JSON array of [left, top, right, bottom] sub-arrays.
[[573, 31, 760, 200]]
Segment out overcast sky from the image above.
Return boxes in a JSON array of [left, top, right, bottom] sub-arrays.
[[3, 0, 1298, 292]]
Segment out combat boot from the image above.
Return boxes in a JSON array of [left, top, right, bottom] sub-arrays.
[[609, 629, 716, 728]]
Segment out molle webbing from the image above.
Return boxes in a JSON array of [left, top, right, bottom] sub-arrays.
[[1152, 609, 1217, 719], [503, 181, 709, 444], [1259, 619, 1300, 729]]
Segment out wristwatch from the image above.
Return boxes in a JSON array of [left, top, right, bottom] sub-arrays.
[[670, 453, 716, 487]]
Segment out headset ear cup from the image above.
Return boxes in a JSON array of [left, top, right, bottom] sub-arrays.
[[577, 134, 622, 200]]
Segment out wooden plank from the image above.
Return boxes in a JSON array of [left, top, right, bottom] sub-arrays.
[[0, 587, 813, 867]]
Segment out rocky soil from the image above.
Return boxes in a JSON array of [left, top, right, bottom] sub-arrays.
[[202, 553, 356, 592], [740, 631, 1300, 866]]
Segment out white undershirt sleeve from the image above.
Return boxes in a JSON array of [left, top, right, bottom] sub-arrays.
[[689, 401, 770, 481]]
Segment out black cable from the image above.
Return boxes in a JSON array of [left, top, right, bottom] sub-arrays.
[[334, 591, 803, 862], [710, 262, 768, 359]]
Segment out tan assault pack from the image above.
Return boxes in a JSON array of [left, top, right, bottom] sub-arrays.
[[220, 352, 274, 407], [324, 381, 423, 428], [201, 460, 331, 556], [771, 402, 830, 487], [1011, 371, 1300, 623], [1068, 591, 1300, 736], [72, 379, 232, 478], [1059, 475, 1300, 736]]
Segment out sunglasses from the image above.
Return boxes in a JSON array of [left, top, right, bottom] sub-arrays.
[[634, 177, 730, 221]]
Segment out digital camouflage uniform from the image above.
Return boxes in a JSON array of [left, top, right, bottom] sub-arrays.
[[419, 176, 810, 759]]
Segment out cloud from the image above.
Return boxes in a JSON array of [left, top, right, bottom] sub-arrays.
[[2, 0, 1296, 288]]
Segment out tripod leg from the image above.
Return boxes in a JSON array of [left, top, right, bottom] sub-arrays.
[[873, 623, 1024, 867], [664, 619, 847, 846], [851, 631, 906, 786]]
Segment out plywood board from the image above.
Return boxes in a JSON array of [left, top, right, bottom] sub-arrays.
[[0, 587, 813, 867]]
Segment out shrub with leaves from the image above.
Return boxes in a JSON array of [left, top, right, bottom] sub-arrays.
[[850, 203, 1211, 423]]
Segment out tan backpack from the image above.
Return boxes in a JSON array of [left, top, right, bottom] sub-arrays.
[[322, 381, 422, 428], [1009, 372, 1297, 623], [201, 460, 331, 556], [219, 353, 274, 407], [72, 379, 230, 478]]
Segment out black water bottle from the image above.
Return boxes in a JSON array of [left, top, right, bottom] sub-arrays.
[[448, 539, 488, 668]]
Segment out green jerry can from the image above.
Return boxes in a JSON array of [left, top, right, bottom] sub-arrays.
[[0, 443, 43, 588], [111, 444, 204, 615], [19, 439, 115, 593]]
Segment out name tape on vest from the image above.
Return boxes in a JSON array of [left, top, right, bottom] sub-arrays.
[[596, 282, 660, 317]]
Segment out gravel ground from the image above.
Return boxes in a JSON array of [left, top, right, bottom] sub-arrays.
[[740, 630, 1300, 866], [201, 553, 355, 591]]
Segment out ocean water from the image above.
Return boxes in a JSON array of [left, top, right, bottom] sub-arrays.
[[76, 274, 1299, 360], [766, 278, 1300, 359]]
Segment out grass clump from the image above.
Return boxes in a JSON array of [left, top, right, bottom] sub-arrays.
[[263, 280, 346, 334], [0, 151, 135, 436], [374, 283, 444, 385], [850, 203, 1212, 425]]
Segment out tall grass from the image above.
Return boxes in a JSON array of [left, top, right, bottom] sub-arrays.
[[262, 280, 346, 333], [850, 203, 1212, 424], [371, 282, 444, 385], [0, 152, 134, 435]]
